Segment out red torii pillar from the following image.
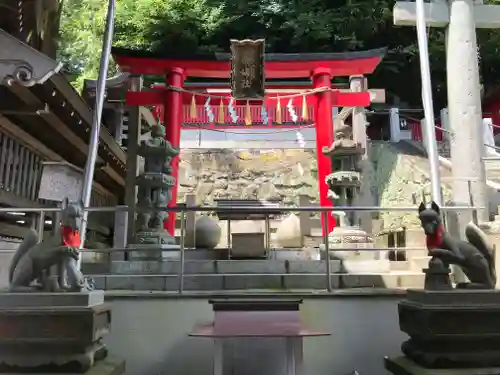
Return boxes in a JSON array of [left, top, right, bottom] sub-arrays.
[[163, 68, 185, 235], [312, 68, 335, 235]]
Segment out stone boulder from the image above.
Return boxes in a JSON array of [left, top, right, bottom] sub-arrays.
[[275, 214, 303, 248], [185, 216, 222, 249]]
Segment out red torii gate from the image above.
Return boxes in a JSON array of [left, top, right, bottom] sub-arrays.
[[112, 47, 386, 236]]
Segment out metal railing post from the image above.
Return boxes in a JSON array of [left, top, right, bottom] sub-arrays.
[[468, 180, 478, 225], [178, 209, 186, 294], [264, 213, 270, 255], [322, 211, 332, 292], [37, 210, 45, 241]]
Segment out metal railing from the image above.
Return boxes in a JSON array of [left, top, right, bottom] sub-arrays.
[[0, 204, 482, 293]]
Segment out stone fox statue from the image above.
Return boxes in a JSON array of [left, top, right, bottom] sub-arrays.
[[9, 198, 94, 292], [418, 201, 496, 289]]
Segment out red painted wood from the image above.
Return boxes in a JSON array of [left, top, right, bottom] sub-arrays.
[[409, 119, 444, 142], [126, 89, 370, 106], [163, 68, 184, 235], [484, 100, 500, 136], [312, 68, 335, 235], [114, 56, 382, 79]]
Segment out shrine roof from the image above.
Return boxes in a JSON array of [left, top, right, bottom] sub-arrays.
[[112, 47, 387, 79]]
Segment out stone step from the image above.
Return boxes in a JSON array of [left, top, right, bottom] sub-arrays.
[[389, 261, 411, 272], [404, 229, 426, 248], [411, 256, 431, 272], [84, 260, 344, 275], [90, 272, 425, 291], [84, 259, 398, 276]]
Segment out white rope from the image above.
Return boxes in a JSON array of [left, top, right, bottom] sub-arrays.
[[168, 85, 329, 100], [191, 124, 315, 135]]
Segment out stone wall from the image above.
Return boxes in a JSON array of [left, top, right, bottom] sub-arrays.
[[177, 149, 318, 206], [369, 142, 452, 231], [177, 143, 451, 231]]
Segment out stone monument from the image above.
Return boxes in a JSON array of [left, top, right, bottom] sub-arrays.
[[129, 122, 180, 259], [385, 201, 499, 375]]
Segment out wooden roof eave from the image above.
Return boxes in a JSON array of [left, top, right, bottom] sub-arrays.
[[5, 79, 126, 188], [49, 74, 126, 165], [0, 28, 126, 189], [0, 28, 63, 86], [2, 83, 124, 194]]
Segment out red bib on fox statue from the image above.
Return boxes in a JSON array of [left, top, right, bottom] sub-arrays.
[[61, 226, 81, 247], [426, 226, 444, 249]]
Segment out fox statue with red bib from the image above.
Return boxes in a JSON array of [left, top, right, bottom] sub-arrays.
[[418, 201, 496, 289], [8, 197, 94, 292]]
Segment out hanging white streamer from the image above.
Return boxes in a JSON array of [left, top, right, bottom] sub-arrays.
[[296, 131, 306, 148], [261, 105, 269, 125], [297, 162, 304, 176], [204, 97, 215, 123], [287, 98, 298, 123], [228, 98, 239, 123]]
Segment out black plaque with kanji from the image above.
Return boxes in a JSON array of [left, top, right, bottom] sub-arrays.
[[230, 39, 265, 100]]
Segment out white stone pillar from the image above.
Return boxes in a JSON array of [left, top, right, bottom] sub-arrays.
[[440, 108, 450, 141], [420, 118, 428, 151], [389, 108, 401, 143], [446, 0, 488, 222]]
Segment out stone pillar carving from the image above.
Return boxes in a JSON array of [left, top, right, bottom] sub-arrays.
[[130, 123, 180, 259], [350, 75, 373, 234]]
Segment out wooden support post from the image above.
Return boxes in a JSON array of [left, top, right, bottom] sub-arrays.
[[124, 76, 143, 246]]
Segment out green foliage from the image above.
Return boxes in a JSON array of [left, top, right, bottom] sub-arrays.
[[57, 0, 500, 106]]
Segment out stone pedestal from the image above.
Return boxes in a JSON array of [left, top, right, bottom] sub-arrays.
[[0, 291, 115, 373], [396, 289, 500, 369], [385, 356, 500, 375]]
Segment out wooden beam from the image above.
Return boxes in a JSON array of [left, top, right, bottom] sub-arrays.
[[4, 83, 123, 193], [6, 82, 105, 164], [101, 164, 126, 187], [0, 114, 64, 162], [0, 189, 47, 209], [126, 89, 384, 106], [394, 1, 500, 28], [139, 107, 157, 127], [369, 89, 386, 104], [0, 222, 32, 239], [49, 74, 126, 165], [0, 117, 114, 198]]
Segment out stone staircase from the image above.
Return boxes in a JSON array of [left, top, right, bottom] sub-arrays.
[[83, 225, 431, 292], [82, 257, 426, 291]]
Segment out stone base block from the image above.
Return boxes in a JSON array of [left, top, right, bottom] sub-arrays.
[[398, 289, 500, 368], [0, 358, 125, 375], [385, 356, 500, 375], [0, 290, 104, 308], [0, 296, 112, 373], [128, 244, 177, 260]]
